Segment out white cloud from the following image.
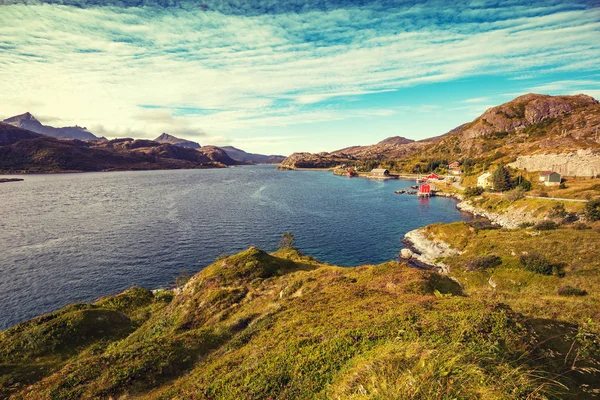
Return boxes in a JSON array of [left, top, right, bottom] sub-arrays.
[[0, 2, 598, 150]]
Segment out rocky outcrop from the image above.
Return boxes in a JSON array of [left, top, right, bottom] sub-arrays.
[[278, 152, 355, 169], [508, 149, 600, 177], [460, 93, 599, 141], [456, 200, 539, 229], [403, 229, 461, 273], [154, 133, 201, 149]]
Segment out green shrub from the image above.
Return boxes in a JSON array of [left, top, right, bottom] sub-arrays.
[[548, 203, 567, 218], [468, 218, 500, 231], [557, 286, 587, 297], [518, 222, 534, 229], [464, 186, 484, 197], [572, 222, 591, 230], [516, 176, 532, 191], [560, 212, 579, 224], [585, 198, 600, 221], [519, 253, 553, 275], [279, 232, 296, 250], [175, 270, 192, 287], [465, 255, 502, 271], [534, 221, 558, 231], [505, 187, 526, 203]]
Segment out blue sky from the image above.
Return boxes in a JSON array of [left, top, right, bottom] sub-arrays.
[[0, 0, 599, 154]]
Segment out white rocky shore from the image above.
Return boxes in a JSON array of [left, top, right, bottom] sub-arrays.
[[402, 229, 461, 273], [455, 199, 539, 229]]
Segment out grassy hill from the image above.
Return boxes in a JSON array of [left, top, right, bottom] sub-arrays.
[[2, 246, 599, 399]]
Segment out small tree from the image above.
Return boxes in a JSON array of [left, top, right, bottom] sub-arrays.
[[516, 175, 532, 191], [585, 198, 600, 221], [279, 232, 296, 250], [491, 165, 512, 192]]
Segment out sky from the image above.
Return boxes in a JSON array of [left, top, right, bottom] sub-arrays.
[[0, 0, 599, 155]]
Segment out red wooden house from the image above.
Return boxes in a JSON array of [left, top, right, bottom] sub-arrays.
[[418, 183, 431, 197]]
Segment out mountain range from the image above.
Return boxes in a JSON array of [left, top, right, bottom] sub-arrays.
[[279, 93, 600, 171], [0, 113, 288, 172], [217, 146, 286, 164], [3, 112, 104, 141]]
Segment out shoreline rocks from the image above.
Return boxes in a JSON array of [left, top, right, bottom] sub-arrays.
[[456, 199, 538, 229], [403, 229, 461, 273]]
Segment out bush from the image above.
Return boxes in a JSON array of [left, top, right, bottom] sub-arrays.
[[561, 212, 579, 224], [518, 222, 534, 229], [538, 191, 549, 198], [465, 255, 502, 271], [557, 286, 587, 296], [534, 221, 558, 231], [516, 176, 532, 191], [548, 203, 567, 218], [175, 269, 192, 287], [278, 232, 296, 250], [572, 222, 591, 230], [468, 218, 500, 231], [464, 187, 484, 198], [585, 198, 600, 221], [519, 253, 553, 275], [505, 187, 526, 203]]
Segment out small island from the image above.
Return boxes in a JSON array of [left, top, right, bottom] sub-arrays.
[[0, 178, 24, 183]]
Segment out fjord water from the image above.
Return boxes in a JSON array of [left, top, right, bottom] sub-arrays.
[[0, 166, 468, 329]]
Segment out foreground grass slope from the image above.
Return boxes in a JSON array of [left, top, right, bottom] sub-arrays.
[[2, 246, 599, 399]]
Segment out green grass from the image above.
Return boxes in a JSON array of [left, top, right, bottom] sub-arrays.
[[2, 246, 598, 399]]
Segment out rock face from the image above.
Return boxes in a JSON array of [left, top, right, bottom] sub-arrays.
[[508, 149, 600, 177], [459, 94, 599, 141], [154, 133, 201, 149], [3, 112, 103, 141], [403, 229, 461, 273], [399, 248, 413, 259], [217, 146, 286, 164]]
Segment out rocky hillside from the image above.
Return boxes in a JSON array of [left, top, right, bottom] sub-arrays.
[[0, 134, 239, 173], [425, 93, 600, 158], [218, 145, 286, 164], [279, 93, 600, 170], [154, 133, 201, 149], [279, 151, 358, 169], [2, 245, 598, 399], [3, 112, 103, 141], [0, 122, 44, 146]]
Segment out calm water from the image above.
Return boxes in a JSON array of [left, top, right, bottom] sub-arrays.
[[0, 166, 468, 329]]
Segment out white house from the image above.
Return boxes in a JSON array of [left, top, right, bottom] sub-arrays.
[[477, 172, 493, 189], [539, 171, 561, 186]]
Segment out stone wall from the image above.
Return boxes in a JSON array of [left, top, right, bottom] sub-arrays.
[[508, 149, 600, 177]]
